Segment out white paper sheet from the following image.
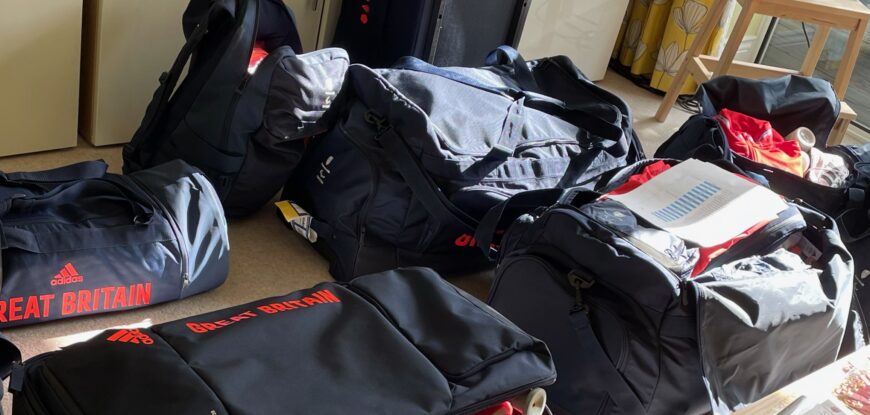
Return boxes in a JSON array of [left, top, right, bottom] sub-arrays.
[[609, 159, 788, 247]]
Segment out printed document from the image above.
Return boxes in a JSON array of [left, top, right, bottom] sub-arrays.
[[609, 159, 787, 247]]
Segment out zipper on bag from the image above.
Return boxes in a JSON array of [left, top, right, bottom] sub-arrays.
[[126, 176, 191, 292]]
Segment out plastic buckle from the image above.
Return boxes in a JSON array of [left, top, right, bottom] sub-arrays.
[[158, 71, 169, 84]]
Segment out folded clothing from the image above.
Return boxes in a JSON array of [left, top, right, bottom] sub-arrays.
[[718, 109, 804, 176], [806, 147, 851, 188]]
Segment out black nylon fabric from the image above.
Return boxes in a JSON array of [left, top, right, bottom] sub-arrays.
[[11, 268, 556, 415], [0, 160, 228, 329], [693, 75, 840, 144], [487, 159, 854, 414], [282, 48, 644, 281], [123, 0, 311, 217], [655, 76, 870, 351]]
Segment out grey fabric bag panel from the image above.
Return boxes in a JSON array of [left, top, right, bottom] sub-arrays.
[[283, 48, 645, 281], [224, 48, 350, 213]]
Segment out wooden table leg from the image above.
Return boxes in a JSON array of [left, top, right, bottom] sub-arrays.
[[655, 0, 731, 122]]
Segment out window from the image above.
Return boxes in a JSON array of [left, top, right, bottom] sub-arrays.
[[758, 2, 870, 136]]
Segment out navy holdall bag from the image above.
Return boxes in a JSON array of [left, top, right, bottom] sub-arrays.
[[655, 75, 870, 340], [0, 160, 229, 328], [279, 46, 645, 281], [482, 159, 855, 414], [1, 267, 556, 414]]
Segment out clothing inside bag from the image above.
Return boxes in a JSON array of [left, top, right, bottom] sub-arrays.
[[718, 109, 804, 176]]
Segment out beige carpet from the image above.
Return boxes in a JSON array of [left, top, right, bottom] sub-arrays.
[[0, 70, 690, 412]]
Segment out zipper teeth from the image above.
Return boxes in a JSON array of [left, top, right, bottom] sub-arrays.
[[127, 175, 190, 290]]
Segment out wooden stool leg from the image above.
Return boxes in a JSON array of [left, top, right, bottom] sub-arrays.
[[833, 18, 869, 99], [828, 117, 851, 146], [655, 0, 730, 122], [800, 25, 831, 76], [712, 3, 756, 78]]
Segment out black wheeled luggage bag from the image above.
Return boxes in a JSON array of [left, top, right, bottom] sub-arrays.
[[0, 160, 229, 328], [5, 267, 556, 415], [333, 0, 531, 67], [484, 159, 855, 414]]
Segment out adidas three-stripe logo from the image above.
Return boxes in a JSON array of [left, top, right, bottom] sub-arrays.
[[51, 263, 84, 286], [106, 329, 154, 345]]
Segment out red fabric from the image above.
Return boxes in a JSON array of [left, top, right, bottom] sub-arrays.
[[608, 161, 673, 195], [691, 220, 770, 276], [718, 108, 804, 176], [605, 160, 770, 277], [248, 41, 269, 73]]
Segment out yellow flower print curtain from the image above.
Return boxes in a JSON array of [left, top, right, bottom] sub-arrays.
[[613, 0, 735, 94]]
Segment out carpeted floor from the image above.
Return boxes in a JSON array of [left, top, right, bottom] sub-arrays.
[[0, 70, 691, 412]]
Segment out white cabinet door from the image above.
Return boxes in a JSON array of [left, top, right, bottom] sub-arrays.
[[284, 0, 327, 51], [518, 0, 630, 81], [0, 0, 82, 156], [79, 0, 188, 146]]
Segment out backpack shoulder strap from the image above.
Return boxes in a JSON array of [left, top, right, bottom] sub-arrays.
[[123, 3, 227, 172]]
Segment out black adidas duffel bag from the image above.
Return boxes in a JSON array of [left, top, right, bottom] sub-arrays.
[[483, 159, 855, 414], [0, 160, 229, 328], [2, 267, 556, 414]]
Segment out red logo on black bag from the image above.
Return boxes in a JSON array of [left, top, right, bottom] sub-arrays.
[[360, 0, 371, 24], [51, 263, 84, 286], [106, 329, 154, 345], [455, 234, 478, 248]]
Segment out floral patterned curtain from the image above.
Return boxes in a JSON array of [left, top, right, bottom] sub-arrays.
[[613, 0, 736, 94]]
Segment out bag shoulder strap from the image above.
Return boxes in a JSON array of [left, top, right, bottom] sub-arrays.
[[375, 127, 477, 230], [0, 160, 107, 185], [123, 4, 223, 171], [475, 188, 566, 259]]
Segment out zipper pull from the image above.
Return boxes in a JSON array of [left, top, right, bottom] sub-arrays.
[[680, 280, 691, 307], [568, 271, 595, 313]]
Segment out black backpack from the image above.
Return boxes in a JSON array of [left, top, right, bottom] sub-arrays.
[[4, 268, 556, 415], [278, 48, 645, 281], [123, 0, 328, 217], [483, 159, 856, 414], [0, 160, 229, 329], [655, 75, 870, 328]]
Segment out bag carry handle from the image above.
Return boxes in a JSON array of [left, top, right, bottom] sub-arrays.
[[0, 160, 107, 185], [475, 188, 566, 260], [485, 45, 540, 93], [393, 56, 519, 97]]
